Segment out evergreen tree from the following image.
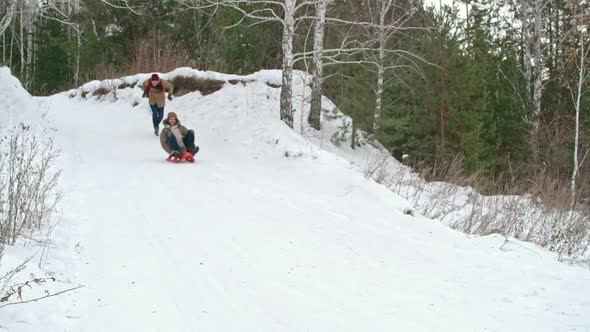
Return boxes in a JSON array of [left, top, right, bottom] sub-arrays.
[[33, 19, 73, 94]]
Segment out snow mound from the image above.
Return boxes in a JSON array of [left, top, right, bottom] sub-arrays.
[[0, 67, 43, 130], [0, 69, 71, 331]]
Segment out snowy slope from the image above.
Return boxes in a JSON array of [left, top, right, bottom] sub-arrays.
[[66, 67, 590, 258], [1, 67, 590, 331]]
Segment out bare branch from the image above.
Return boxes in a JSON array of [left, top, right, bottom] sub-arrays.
[[217, 1, 284, 26], [579, 147, 590, 170], [0, 285, 84, 309], [0, 0, 17, 36], [96, 0, 142, 15]]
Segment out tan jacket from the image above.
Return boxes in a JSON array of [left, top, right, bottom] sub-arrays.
[[142, 79, 174, 108], [160, 118, 189, 154]]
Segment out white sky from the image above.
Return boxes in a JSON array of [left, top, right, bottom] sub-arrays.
[[425, 0, 455, 7], [424, 0, 467, 18]]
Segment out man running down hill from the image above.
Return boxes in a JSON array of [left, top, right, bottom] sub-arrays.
[[142, 73, 174, 136]]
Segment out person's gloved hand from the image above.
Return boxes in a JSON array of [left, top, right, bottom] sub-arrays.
[[167, 94, 173, 101], [142, 91, 147, 98]]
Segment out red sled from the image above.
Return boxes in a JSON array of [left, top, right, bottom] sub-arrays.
[[167, 152, 195, 163]]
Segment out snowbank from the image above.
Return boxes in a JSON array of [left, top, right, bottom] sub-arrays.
[[65, 67, 589, 260], [0, 67, 76, 332], [0, 66, 39, 130]]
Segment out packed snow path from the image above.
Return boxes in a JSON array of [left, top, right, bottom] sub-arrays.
[[30, 89, 590, 332]]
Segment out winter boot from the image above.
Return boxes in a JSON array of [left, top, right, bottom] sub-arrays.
[[191, 146, 199, 155]]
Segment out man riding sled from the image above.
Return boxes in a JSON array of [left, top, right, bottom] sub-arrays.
[[160, 112, 200, 162]]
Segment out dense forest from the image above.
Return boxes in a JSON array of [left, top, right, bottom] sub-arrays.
[[1, 0, 588, 206]]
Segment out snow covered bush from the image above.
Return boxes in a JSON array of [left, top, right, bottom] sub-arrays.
[[0, 124, 61, 247], [363, 151, 590, 261], [364, 149, 401, 187], [0, 124, 62, 300]]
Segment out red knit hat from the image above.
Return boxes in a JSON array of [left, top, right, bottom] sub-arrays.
[[151, 73, 160, 81]]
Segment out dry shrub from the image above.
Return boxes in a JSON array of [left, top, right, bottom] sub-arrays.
[[0, 124, 62, 246], [526, 172, 573, 211], [364, 150, 394, 184], [578, 173, 590, 209], [117, 82, 136, 89], [417, 155, 494, 192], [127, 40, 196, 77], [363, 151, 589, 260], [92, 63, 125, 82], [92, 87, 111, 97], [0, 125, 62, 292], [169, 76, 225, 96], [91, 40, 197, 82]]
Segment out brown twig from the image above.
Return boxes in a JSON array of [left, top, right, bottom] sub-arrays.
[[0, 285, 84, 309]]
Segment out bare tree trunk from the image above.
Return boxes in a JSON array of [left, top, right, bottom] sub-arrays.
[[520, 0, 533, 97], [465, 0, 470, 55], [531, 0, 543, 156], [26, 3, 34, 90], [91, 19, 98, 38], [308, 0, 328, 131], [547, 1, 554, 75], [351, 120, 357, 150], [440, 88, 445, 142], [520, 0, 544, 160], [373, 0, 389, 132], [19, 0, 24, 80], [280, 0, 296, 128], [571, 29, 586, 208], [74, 25, 81, 86], [9, 25, 14, 68], [374, 54, 384, 132], [2, 31, 5, 64]]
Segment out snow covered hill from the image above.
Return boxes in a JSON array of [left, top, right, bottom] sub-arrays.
[[1, 67, 590, 332]]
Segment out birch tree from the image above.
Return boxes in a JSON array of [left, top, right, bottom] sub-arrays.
[[518, 0, 545, 157], [373, 0, 398, 131], [25, 0, 37, 89], [18, 0, 80, 89], [192, 0, 314, 128], [281, 0, 298, 128], [19, 0, 24, 80], [308, 0, 331, 130], [303, 0, 427, 132], [568, 2, 589, 207], [356, 0, 424, 132]]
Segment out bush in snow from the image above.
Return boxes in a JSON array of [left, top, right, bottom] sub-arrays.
[[0, 124, 61, 248], [363, 151, 590, 261], [170, 76, 226, 96]]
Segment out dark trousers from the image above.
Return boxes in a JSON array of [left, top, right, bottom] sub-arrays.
[[150, 104, 164, 129], [167, 130, 195, 152]]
